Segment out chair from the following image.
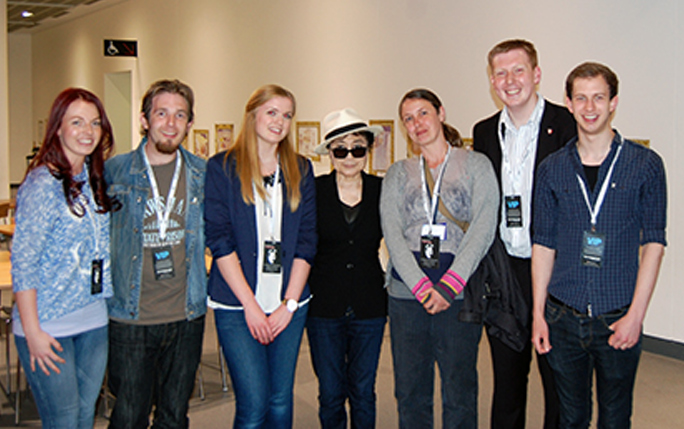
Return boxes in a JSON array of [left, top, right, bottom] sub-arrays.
[[196, 336, 229, 401], [0, 305, 23, 425], [0, 200, 14, 224]]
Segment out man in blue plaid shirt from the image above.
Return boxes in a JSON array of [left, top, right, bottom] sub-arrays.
[[531, 62, 667, 428]]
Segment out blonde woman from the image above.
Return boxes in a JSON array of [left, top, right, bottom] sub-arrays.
[[205, 84, 317, 428]]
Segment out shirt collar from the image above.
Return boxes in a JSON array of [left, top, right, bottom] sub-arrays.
[[499, 93, 545, 133]]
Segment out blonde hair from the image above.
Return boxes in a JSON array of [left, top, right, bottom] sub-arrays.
[[224, 84, 305, 211]]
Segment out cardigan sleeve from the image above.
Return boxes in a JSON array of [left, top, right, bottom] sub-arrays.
[[11, 170, 56, 292], [380, 161, 433, 301], [436, 152, 499, 302]]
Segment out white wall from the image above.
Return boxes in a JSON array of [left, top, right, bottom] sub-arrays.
[[8, 0, 684, 342]]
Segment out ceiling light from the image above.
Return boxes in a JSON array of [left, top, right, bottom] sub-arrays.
[[21, 11, 34, 18]]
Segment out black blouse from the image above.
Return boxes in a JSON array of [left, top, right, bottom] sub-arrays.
[[307, 171, 387, 319]]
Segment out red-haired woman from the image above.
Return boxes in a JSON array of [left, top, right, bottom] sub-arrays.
[[11, 88, 117, 428]]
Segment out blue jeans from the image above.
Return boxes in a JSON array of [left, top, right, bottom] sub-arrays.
[[215, 305, 308, 429], [15, 325, 108, 429], [107, 316, 205, 429], [307, 311, 386, 429], [389, 297, 482, 429], [545, 299, 641, 429]]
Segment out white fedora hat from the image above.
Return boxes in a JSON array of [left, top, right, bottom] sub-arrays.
[[314, 108, 384, 155]]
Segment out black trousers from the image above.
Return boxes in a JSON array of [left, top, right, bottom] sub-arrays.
[[486, 255, 560, 429]]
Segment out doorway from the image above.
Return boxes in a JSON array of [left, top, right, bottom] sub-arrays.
[[104, 71, 132, 155]]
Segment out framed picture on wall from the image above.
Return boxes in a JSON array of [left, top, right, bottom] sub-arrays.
[[631, 138, 650, 147], [296, 121, 321, 161], [462, 137, 473, 150], [193, 129, 210, 159], [369, 120, 394, 174], [215, 123, 234, 153]]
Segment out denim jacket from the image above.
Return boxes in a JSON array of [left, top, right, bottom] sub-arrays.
[[105, 139, 207, 321]]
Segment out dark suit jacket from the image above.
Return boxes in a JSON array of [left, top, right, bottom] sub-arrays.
[[473, 100, 576, 190], [308, 171, 387, 319], [462, 101, 576, 349]]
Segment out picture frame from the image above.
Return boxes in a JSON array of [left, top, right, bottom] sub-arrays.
[[193, 129, 210, 159], [296, 121, 321, 162], [462, 137, 473, 150], [631, 138, 650, 148], [369, 120, 394, 174], [215, 123, 234, 153]]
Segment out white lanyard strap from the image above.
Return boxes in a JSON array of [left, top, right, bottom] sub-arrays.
[[576, 140, 623, 228], [498, 123, 534, 191], [82, 168, 100, 256], [264, 162, 280, 241], [420, 146, 451, 226], [142, 146, 182, 242]]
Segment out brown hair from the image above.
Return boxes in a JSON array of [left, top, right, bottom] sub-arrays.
[[487, 39, 538, 70], [224, 84, 306, 211], [26, 87, 117, 216], [565, 62, 619, 100], [140, 79, 195, 135], [399, 88, 463, 147]]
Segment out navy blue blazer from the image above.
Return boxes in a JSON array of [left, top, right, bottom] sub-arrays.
[[204, 152, 317, 307]]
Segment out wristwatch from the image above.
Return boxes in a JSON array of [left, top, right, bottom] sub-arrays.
[[283, 298, 298, 313]]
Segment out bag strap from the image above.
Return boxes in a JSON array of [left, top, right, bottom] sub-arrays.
[[423, 159, 470, 233]]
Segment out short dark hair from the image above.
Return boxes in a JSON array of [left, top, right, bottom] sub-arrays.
[[565, 62, 619, 100], [140, 79, 194, 135], [488, 39, 538, 70], [359, 131, 375, 148]]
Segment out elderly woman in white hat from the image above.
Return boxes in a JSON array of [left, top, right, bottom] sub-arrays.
[[306, 108, 388, 429]]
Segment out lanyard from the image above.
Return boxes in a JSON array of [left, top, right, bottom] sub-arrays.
[[261, 162, 281, 241], [420, 146, 451, 226], [498, 123, 535, 192], [81, 168, 100, 257], [142, 145, 182, 242], [576, 138, 623, 230]]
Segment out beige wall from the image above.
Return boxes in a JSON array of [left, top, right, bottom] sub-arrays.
[[8, 33, 32, 184], [0, 0, 9, 199], [5, 0, 684, 342]]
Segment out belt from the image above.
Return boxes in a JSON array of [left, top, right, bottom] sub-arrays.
[[548, 295, 628, 318]]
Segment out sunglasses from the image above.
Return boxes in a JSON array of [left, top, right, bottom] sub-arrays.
[[331, 146, 368, 159]]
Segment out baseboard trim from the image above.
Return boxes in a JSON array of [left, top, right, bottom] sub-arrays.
[[643, 335, 684, 361]]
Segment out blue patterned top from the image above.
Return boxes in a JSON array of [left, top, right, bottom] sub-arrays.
[[533, 131, 667, 316], [11, 165, 113, 325]]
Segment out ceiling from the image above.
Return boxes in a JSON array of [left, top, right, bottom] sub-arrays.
[[6, 0, 109, 33]]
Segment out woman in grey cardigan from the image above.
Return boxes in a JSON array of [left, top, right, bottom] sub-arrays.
[[381, 88, 498, 428]]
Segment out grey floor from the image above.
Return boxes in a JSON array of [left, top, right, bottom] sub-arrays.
[[2, 308, 683, 428]]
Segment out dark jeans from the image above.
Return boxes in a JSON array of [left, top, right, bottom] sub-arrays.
[[487, 255, 559, 429], [545, 299, 641, 429], [16, 326, 108, 429], [307, 312, 386, 429], [107, 316, 205, 429], [215, 305, 308, 429], [389, 297, 482, 429]]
